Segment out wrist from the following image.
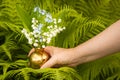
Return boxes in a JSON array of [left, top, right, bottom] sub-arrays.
[[74, 45, 89, 58], [70, 46, 89, 64], [73, 45, 107, 64], [73, 45, 99, 64]]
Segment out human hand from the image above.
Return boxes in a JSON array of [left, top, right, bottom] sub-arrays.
[[28, 46, 82, 69]]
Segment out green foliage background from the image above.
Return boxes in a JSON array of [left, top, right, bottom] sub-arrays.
[[0, 0, 120, 80]]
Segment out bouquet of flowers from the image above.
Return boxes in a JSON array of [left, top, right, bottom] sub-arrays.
[[21, 7, 66, 68], [21, 7, 65, 48]]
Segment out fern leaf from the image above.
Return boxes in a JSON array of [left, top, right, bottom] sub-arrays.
[[1, 45, 12, 60], [16, 5, 32, 32]]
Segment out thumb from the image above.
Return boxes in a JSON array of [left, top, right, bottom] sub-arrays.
[[41, 58, 56, 69], [44, 46, 54, 55]]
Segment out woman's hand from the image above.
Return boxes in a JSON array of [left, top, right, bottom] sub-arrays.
[[28, 46, 82, 68]]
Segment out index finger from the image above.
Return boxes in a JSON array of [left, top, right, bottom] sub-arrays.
[[28, 48, 35, 57]]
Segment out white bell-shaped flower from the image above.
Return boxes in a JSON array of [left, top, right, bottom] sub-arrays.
[[33, 43, 38, 47], [42, 45, 45, 48]]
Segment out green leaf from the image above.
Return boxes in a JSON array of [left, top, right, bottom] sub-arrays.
[[16, 5, 32, 32], [1, 45, 12, 60]]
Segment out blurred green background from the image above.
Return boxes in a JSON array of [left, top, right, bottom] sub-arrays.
[[0, 0, 120, 80]]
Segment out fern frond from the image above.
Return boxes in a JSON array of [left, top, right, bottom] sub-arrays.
[[16, 5, 32, 32], [0, 0, 22, 32], [0, 45, 12, 60], [0, 60, 10, 76], [0, 59, 28, 80], [3, 69, 21, 80], [106, 68, 120, 80], [77, 53, 120, 80], [53, 14, 105, 48], [0, 33, 20, 60], [3, 67, 82, 80], [35, 67, 82, 80]]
